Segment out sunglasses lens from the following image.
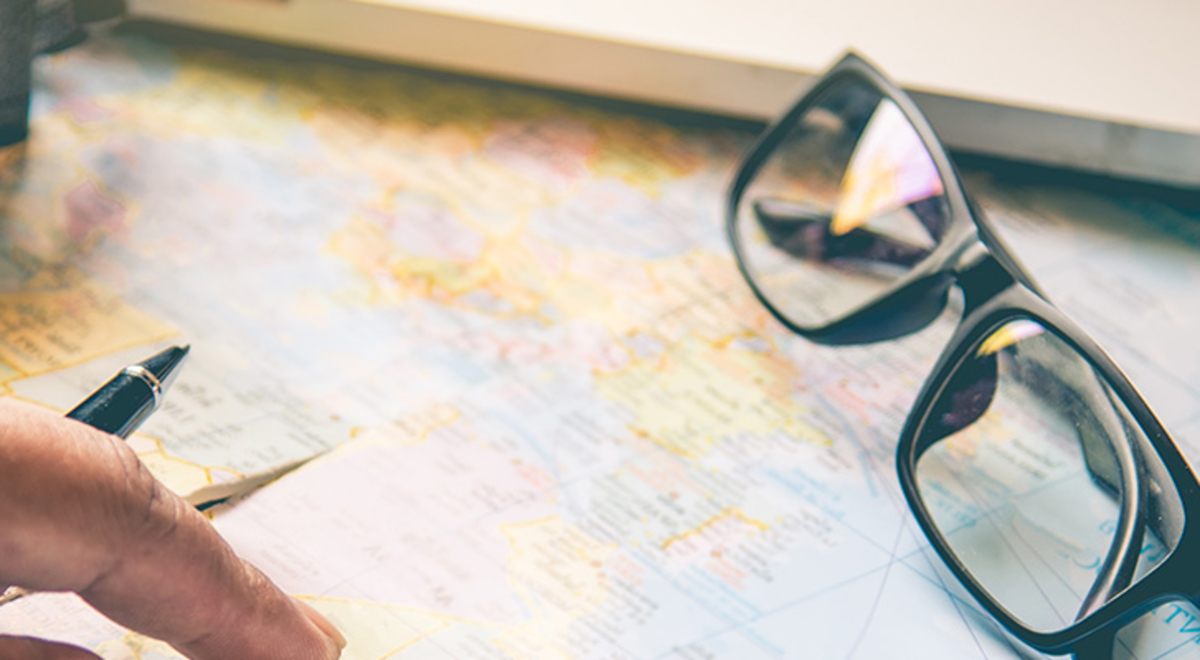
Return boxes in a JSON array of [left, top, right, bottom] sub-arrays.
[[913, 318, 1184, 634], [733, 77, 951, 332]]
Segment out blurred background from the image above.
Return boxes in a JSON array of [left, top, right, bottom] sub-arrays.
[[124, 0, 1200, 190]]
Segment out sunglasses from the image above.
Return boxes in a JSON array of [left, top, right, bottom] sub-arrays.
[[726, 52, 1200, 659]]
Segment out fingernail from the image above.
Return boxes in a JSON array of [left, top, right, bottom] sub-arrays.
[[295, 598, 348, 652]]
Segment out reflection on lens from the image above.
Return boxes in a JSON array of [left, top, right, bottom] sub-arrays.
[[735, 78, 949, 330], [914, 318, 1184, 634], [1116, 601, 1200, 659]]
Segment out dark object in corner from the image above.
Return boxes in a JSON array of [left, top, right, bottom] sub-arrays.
[[0, 0, 126, 147]]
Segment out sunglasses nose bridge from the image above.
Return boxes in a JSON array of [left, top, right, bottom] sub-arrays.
[[932, 229, 1019, 312]]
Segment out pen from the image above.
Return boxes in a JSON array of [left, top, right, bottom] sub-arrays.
[[65, 345, 190, 438], [0, 345, 189, 608]]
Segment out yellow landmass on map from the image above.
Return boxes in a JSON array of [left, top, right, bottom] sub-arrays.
[[328, 220, 748, 345], [659, 508, 771, 592], [133, 443, 218, 501], [640, 252, 766, 336], [300, 596, 456, 660], [137, 47, 703, 206], [124, 55, 305, 145], [0, 360, 20, 383], [0, 270, 175, 381], [661, 508, 769, 552], [124, 434, 251, 505], [351, 403, 460, 449], [326, 217, 551, 318], [598, 334, 829, 458], [587, 121, 704, 196], [93, 632, 183, 659], [495, 516, 616, 659]]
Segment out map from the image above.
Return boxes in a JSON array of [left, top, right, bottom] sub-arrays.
[[2, 24, 1200, 659]]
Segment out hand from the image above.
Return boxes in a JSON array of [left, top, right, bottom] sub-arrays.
[[0, 398, 345, 659]]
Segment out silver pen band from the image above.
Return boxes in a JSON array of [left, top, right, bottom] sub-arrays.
[[122, 364, 163, 407]]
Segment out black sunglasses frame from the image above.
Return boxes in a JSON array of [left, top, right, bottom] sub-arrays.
[[725, 52, 1200, 657], [903, 288, 1200, 656]]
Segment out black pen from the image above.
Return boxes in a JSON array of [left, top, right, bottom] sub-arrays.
[[0, 345, 190, 608], [65, 345, 190, 438]]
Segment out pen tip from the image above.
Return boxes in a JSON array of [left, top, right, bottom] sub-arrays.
[[140, 345, 190, 390]]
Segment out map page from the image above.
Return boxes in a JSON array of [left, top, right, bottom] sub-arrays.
[[2, 25, 1200, 660]]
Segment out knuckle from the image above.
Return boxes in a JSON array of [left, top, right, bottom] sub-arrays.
[[99, 439, 183, 547]]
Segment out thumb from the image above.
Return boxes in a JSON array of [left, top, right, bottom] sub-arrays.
[[0, 399, 344, 659]]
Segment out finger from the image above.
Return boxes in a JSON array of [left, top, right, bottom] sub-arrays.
[[0, 636, 101, 659], [0, 400, 344, 659]]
